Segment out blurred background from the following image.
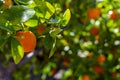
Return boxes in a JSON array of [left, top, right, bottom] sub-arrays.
[[1, 0, 120, 80]]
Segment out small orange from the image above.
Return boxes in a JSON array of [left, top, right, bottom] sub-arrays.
[[108, 10, 118, 20], [68, 76, 74, 80], [93, 65, 104, 74], [112, 72, 118, 78], [3, 0, 12, 9], [96, 54, 106, 63], [87, 8, 101, 19], [63, 59, 70, 67], [37, 24, 45, 35], [16, 31, 36, 53], [95, 35, 99, 41], [51, 68, 57, 75], [82, 74, 90, 80], [90, 27, 99, 36], [87, 52, 93, 58]]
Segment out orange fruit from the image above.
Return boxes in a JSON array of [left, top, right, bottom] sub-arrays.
[[93, 65, 104, 74], [87, 8, 101, 19], [37, 24, 45, 35], [87, 52, 93, 58], [16, 31, 36, 53], [90, 27, 99, 36], [95, 35, 99, 41], [82, 74, 90, 80], [63, 59, 70, 67], [108, 10, 118, 20], [112, 72, 118, 78], [68, 76, 74, 80], [51, 68, 57, 75], [3, 0, 12, 9], [96, 54, 106, 63], [65, 3, 70, 9]]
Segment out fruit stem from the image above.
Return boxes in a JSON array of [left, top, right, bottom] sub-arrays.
[[20, 23, 28, 31]]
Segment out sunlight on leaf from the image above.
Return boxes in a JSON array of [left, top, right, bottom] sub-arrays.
[[11, 38, 24, 64], [62, 9, 71, 26], [34, 1, 55, 19], [24, 19, 38, 27]]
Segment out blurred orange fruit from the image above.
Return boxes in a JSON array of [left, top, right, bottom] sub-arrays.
[[112, 72, 118, 78], [95, 35, 100, 41], [68, 76, 74, 80], [37, 24, 45, 35], [82, 74, 90, 80], [87, 52, 93, 58], [87, 8, 101, 19], [90, 27, 99, 36], [3, 0, 12, 9], [16, 31, 36, 53], [93, 65, 104, 74], [51, 68, 57, 75], [108, 10, 118, 20], [63, 59, 70, 67], [96, 54, 106, 63]]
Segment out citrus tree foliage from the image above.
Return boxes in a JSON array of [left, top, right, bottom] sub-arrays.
[[0, 0, 120, 80]]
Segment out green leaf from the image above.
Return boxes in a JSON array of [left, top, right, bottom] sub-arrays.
[[34, 1, 55, 19], [49, 37, 56, 58], [45, 2, 55, 19], [0, 5, 35, 24], [24, 19, 38, 27], [44, 34, 53, 50], [62, 9, 71, 26], [11, 38, 24, 64], [49, 28, 62, 37]]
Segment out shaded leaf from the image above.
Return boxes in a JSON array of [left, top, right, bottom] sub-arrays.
[[0, 23, 14, 32], [44, 34, 53, 49], [49, 37, 56, 58], [11, 38, 24, 64], [0, 35, 10, 50]]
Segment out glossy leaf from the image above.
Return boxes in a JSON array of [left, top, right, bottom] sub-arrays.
[[0, 5, 35, 24], [24, 19, 38, 27], [62, 9, 71, 26], [34, 1, 55, 19], [11, 38, 24, 64]]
